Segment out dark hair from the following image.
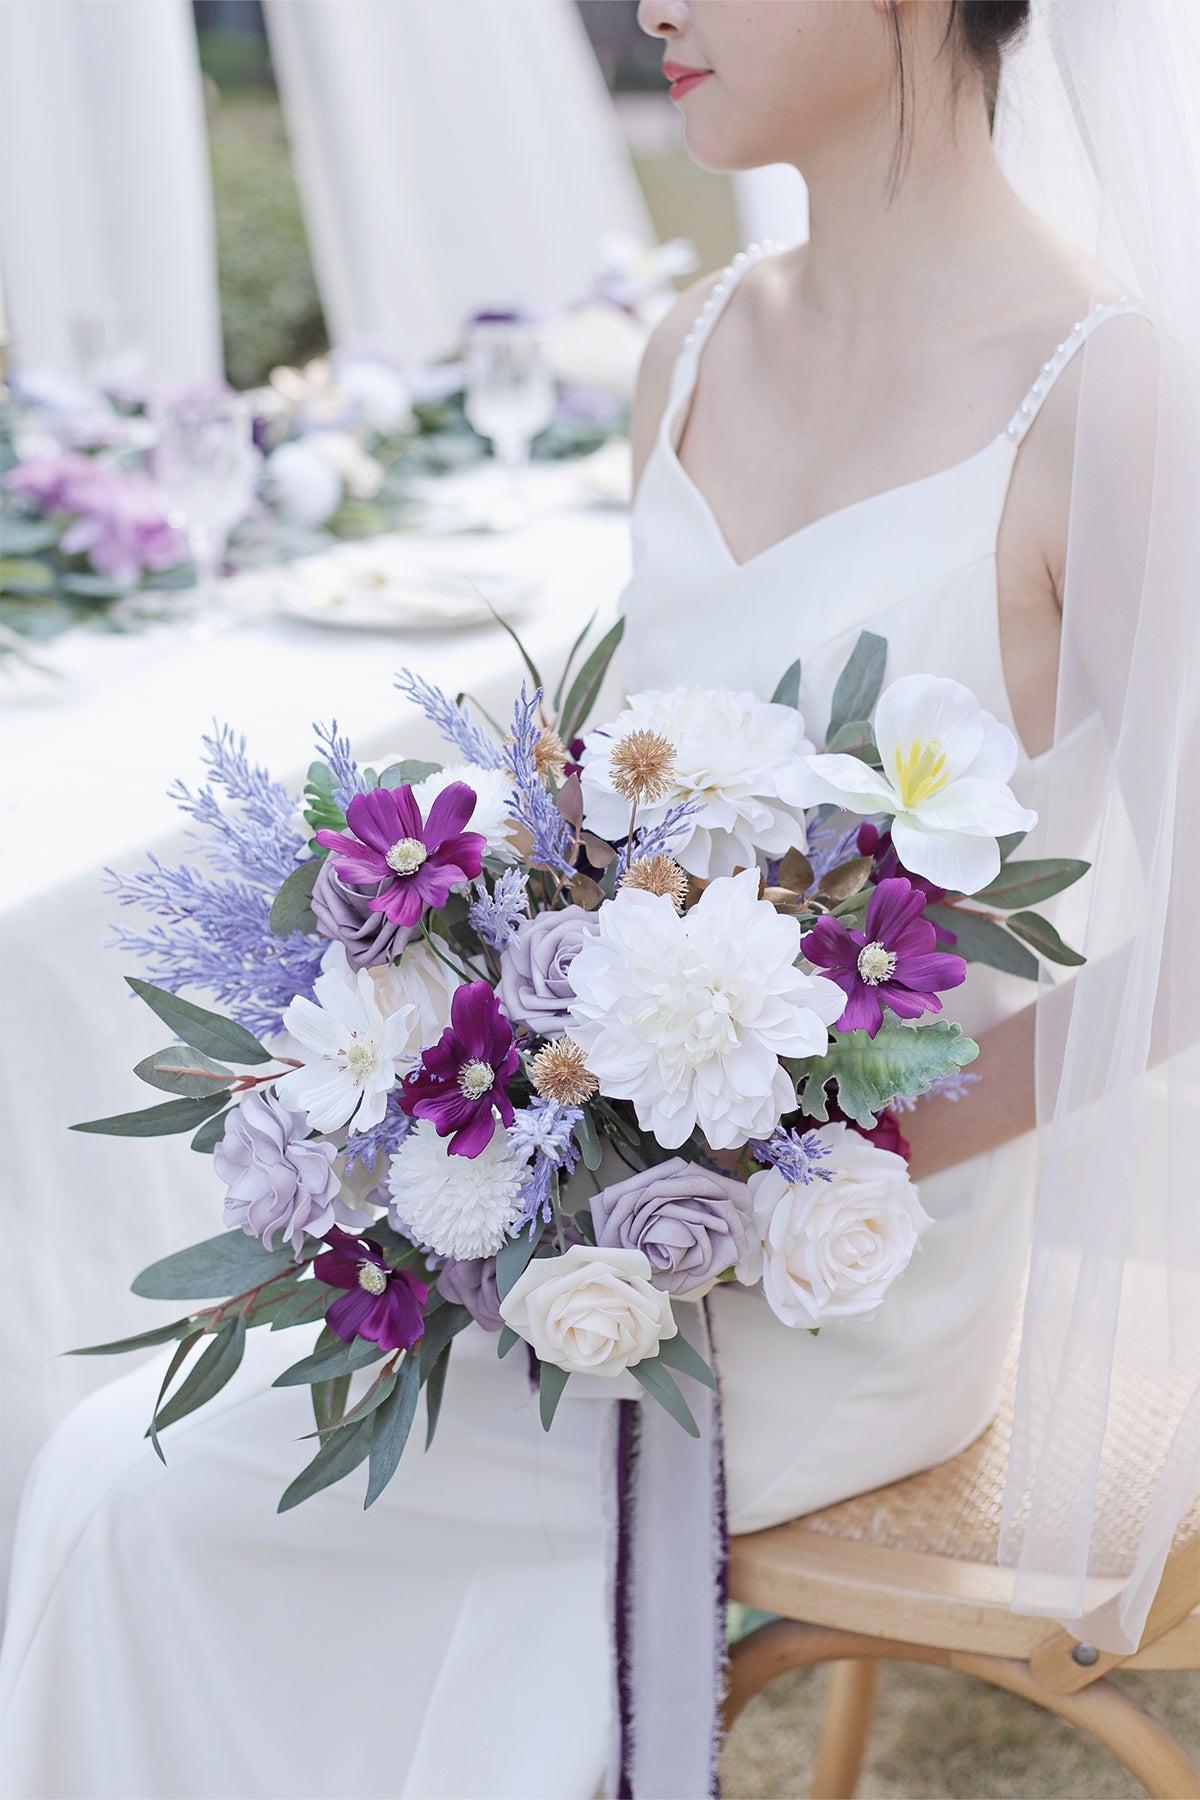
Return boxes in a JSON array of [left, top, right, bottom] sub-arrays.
[[888, 0, 1031, 179]]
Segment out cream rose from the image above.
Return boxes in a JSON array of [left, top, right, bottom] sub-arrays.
[[748, 1124, 932, 1328], [498, 1245, 677, 1377]]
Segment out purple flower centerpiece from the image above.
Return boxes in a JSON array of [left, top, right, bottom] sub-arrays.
[[316, 782, 485, 929], [214, 1089, 352, 1254], [802, 876, 966, 1037], [591, 1157, 753, 1297], [400, 980, 520, 1156], [314, 1227, 428, 1352]]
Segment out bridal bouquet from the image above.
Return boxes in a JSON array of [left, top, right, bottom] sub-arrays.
[[74, 621, 1088, 1511]]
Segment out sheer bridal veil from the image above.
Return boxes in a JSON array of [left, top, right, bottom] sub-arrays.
[[993, 0, 1199, 1652]]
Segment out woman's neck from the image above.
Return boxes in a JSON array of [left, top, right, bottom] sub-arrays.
[[792, 79, 1030, 338]]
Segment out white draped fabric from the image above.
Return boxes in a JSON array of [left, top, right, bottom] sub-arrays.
[[0, 468, 629, 1598], [0, 0, 221, 384], [264, 0, 653, 367]]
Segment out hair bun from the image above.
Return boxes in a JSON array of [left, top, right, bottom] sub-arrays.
[[957, 0, 1032, 64]]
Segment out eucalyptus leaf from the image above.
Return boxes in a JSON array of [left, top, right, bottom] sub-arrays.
[[827, 631, 887, 741], [417, 1301, 472, 1375], [133, 1046, 234, 1098], [147, 1318, 246, 1438], [311, 1373, 352, 1442], [825, 720, 881, 765], [364, 1354, 421, 1507], [269, 859, 320, 936], [376, 758, 441, 789], [424, 1344, 452, 1450], [0, 517, 58, 554], [653, 1332, 717, 1390], [814, 1018, 981, 1128], [0, 557, 55, 594], [278, 1414, 374, 1512], [559, 616, 625, 744], [304, 1364, 398, 1439], [133, 1230, 300, 1301], [146, 1332, 202, 1464], [997, 831, 1028, 862], [497, 1326, 519, 1358], [573, 1109, 602, 1172], [69, 1317, 197, 1357], [771, 659, 802, 710], [190, 1107, 232, 1154], [273, 1334, 385, 1387], [1007, 910, 1087, 966], [480, 597, 542, 695], [974, 859, 1090, 911], [553, 608, 599, 711], [925, 905, 1040, 979], [495, 1221, 543, 1300], [631, 1359, 700, 1437], [72, 1091, 232, 1139], [124, 978, 271, 1065], [269, 1281, 335, 1331], [538, 1361, 569, 1430]]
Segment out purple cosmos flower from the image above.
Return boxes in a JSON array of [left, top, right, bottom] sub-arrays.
[[314, 1227, 428, 1352], [857, 821, 946, 904], [316, 781, 485, 928], [400, 980, 520, 1157], [802, 876, 967, 1037]]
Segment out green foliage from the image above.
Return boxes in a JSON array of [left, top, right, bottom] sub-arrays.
[[798, 1018, 980, 1128], [926, 905, 1040, 979], [132, 1229, 300, 1301], [827, 631, 887, 741], [269, 859, 320, 936], [365, 1355, 421, 1507], [539, 1361, 569, 1430], [71, 1092, 232, 1139], [771, 660, 802, 710], [124, 977, 271, 1064], [631, 1357, 700, 1437], [146, 1318, 246, 1441], [133, 1046, 234, 1097], [974, 858, 1090, 910], [302, 762, 345, 848], [559, 617, 626, 744]]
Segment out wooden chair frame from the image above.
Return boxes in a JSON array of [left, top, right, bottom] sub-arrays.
[[725, 1530, 1200, 1797]]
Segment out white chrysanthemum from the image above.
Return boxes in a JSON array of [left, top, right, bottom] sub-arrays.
[[579, 687, 815, 878], [386, 1118, 526, 1260], [276, 943, 416, 1133], [785, 675, 1038, 894], [367, 937, 461, 1062], [567, 869, 846, 1151], [411, 762, 520, 862]]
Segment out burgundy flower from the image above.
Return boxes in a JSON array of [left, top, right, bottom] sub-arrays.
[[802, 876, 967, 1038], [314, 1227, 428, 1352], [399, 980, 520, 1157], [825, 1097, 912, 1161], [316, 782, 485, 929]]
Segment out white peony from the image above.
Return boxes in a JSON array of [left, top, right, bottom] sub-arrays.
[[567, 869, 846, 1150], [579, 687, 815, 878], [367, 936, 461, 1062], [276, 943, 416, 1132], [748, 1124, 932, 1327], [410, 762, 520, 862], [499, 1244, 676, 1377], [386, 1117, 526, 1260], [787, 675, 1038, 894]]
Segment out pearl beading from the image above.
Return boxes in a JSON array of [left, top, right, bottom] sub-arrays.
[[1004, 296, 1138, 444], [681, 250, 1140, 452]]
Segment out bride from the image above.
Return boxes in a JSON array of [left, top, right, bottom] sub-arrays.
[[1, 4, 1192, 1797]]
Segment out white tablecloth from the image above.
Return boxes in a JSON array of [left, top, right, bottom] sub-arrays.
[[0, 467, 629, 1581]]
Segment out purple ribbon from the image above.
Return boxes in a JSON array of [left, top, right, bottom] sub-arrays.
[[609, 1297, 728, 1798]]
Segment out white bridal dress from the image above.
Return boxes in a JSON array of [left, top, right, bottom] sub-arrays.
[[0, 247, 1127, 1800]]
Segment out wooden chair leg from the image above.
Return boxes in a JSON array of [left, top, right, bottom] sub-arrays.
[[810, 1660, 878, 1800], [953, 1652, 1200, 1800]]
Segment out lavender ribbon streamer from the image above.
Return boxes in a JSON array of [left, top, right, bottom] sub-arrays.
[[609, 1297, 728, 1798]]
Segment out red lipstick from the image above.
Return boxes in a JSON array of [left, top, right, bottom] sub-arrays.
[[663, 59, 712, 102]]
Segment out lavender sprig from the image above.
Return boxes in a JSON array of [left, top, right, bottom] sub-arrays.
[[167, 724, 302, 889], [312, 719, 368, 813], [468, 865, 529, 951], [395, 667, 501, 768], [504, 686, 575, 878], [805, 818, 864, 889], [891, 1070, 981, 1112], [344, 1098, 414, 1174], [750, 1126, 835, 1186], [614, 797, 703, 879], [509, 1098, 582, 1232]]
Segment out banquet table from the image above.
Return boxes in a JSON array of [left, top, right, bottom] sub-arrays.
[[0, 464, 630, 1587]]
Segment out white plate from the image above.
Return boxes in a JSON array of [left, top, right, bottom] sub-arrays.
[[274, 560, 535, 632]]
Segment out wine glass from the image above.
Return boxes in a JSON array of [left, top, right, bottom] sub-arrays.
[[150, 390, 256, 618], [463, 317, 556, 525]]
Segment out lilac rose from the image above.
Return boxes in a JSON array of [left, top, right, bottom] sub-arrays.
[[311, 856, 412, 969], [435, 1256, 504, 1332], [214, 1088, 353, 1254], [498, 905, 595, 1034], [591, 1157, 754, 1297]]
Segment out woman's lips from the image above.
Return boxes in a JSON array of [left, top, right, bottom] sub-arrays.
[[663, 60, 712, 102]]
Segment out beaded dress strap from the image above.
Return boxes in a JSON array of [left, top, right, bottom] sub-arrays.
[[666, 238, 779, 405], [1004, 295, 1144, 445]]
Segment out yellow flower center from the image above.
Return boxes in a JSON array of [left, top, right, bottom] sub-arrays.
[[857, 941, 897, 986], [357, 1262, 388, 1296], [386, 836, 427, 875], [892, 739, 951, 809], [343, 1039, 379, 1080]]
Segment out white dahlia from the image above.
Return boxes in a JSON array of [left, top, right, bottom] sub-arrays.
[[411, 762, 520, 862], [567, 869, 846, 1150], [386, 1117, 526, 1260], [579, 687, 815, 878]]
